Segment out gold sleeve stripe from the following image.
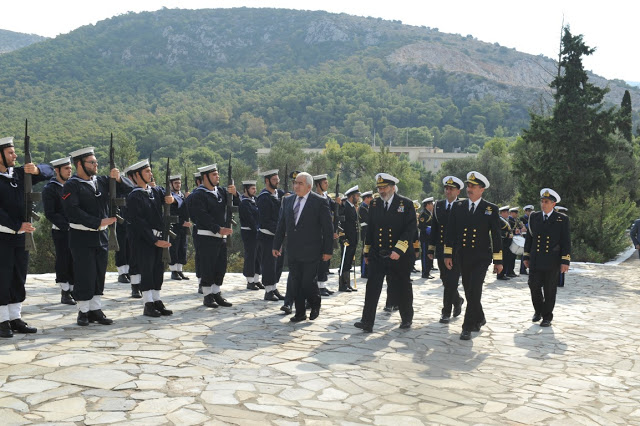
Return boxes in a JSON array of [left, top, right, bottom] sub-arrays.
[[561, 255, 571, 261], [364, 245, 370, 254], [443, 246, 453, 255], [523, 252, 529, 256], [428, 245, 436, 251], [493, 251, 503, 261], [395, 240, 409, 253], [413, 241, 420, 249]]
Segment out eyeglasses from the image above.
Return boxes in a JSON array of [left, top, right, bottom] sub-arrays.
[[84, 161, 98, 165]]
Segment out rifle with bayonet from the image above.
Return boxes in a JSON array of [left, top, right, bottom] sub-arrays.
[[108, 133, 126, 251], [225, 154, 236, 250], [23, 119, 40, 252], [183, 165, 189, 195], [162, 158, 178, 265], [333, 173, 344, 250], [283, 163, 289, 195]]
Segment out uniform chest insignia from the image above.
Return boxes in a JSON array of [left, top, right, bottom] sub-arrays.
[[397, 205, 404, 213], [485, 207, 492, 215], [419, 217, 424, 222]]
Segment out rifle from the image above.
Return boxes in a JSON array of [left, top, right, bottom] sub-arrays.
[[283, 163, 289, 195], [333, 173, 343, 250], [183, 165, 189, 194], [23, 119, 40, 252], [162, 158, 179, 265], [226, 154, 235, 249], [108, 133, 126, 251]]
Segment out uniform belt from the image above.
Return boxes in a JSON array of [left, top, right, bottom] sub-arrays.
[[197, 229, 225, 238], [0, 225, 25, 235], [240, 227, 253, 231], [70, 223, 108, 232], [360, 222, 368, 227], [152, 229, 162, 238], [259, 229, 275, 236]]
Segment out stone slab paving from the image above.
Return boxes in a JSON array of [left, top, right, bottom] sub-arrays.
[[1, 257, 640, 425]]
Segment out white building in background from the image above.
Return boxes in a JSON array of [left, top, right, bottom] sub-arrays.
[[257, 146, 476, 174]]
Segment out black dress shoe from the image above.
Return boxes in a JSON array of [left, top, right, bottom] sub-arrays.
[[453, 297, 464, 318], [154, 300, 173, 316], [143, 302, 162, 318], [399, 321, 412, 329], [348, 286, 357, 292], [531, 313, 542, 322], [280, 304, 292, 315], [171, 271, 182, 280], [0, 320, 13, 337], [507, 273, 518, 278], [383, 306, 392, 313], [198, 285, 203, 294], [497, 276, 510, 280], [339, 286, 352, 292], [118, 274, 130, 283], [354, 321, 373, 332], [203, 294, 218, 308], [273, 289, 285, 301], [472, 319, 487, 332], [540, 319, 552, 327], [520, 271, 528, 275], [310, 307, 320, 320], [439, 315, 450, 324], [246, 282, 260, 290], [255, 282, 265, 289], [131, 284, 142, 298], [290, 314, 307, 322], [10, 318, 37, 333], [460, 330, 472, 340], [76, 311, 89, 327], [325, 288, 335, 295], [264, 290, 279, 301], [178, 272, 189, 280], [319, 288, 331, 297], [213, 293, 232, 307], [88, 310, 114, 325], [61, 289, 77, 305]]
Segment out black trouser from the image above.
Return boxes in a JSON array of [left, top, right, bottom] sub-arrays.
[[52, 230, 74, 285], [193, 228, 200, 279], [132, 240, 164, 292], [114, 221, 129, 268], [199, 237, 227, 287], [528, 264, 560, 321], [169, 227, 188, 266], [289, 259, 321, 316], [258, 235, 277, 287], [362, 252, 413, 326], [421, 241, 433, 277], [0, 244, 28, 306], [437, 257, 462, 317], [317, 259, 329, 282], [506, 247, 517, 275], [339, 241, 357, 285], [71, 246, 108, 302], [241, 231, 260, 278], [498, 240, 512, 278], [458, 254, 491, 332]]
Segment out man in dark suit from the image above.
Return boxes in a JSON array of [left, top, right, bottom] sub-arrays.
[[355, 173, 417, 333], [358, 190, 373, 278], [273, 172, 333, 322], [444, 171, 503, 340], [523, 189, 571, 327], [339, 185, 359, 292]]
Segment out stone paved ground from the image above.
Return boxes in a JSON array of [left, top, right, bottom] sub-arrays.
[[1, 255, 640, 425]]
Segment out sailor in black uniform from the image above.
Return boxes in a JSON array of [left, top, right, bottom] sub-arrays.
[[42, 156, 76, 305], [519, 204, 534, 275], [523, 189, 571, 327], [418, 197, 435, 279], [62, 146, 133, 326], [355, 173, 417, 333], [339, 186, 360, 292], [257, 169, 285, 301], [239, 180, 262, 290], [189, 164, 238, 308], [190, 171, 203, 293], [358, 190, 373, 279], [125, 160, 174, 317], [168, 174, 191, 281], [0, 136, 54, 337], [444, 171, 503, 340], [313, 174, 337, 295], [496, 206, 513, 281]]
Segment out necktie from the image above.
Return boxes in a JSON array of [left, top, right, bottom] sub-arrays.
[[446, 203, 451, 213], [293, 197, 303, 223], [543, 214, 548, 223], [384, 201, 389, 211], [470, 202, 475, 214]]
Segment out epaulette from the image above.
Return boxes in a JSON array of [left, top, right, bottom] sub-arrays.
[[371, 199, 378, 207]]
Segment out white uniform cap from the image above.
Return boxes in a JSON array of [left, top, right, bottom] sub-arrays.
[[361, 190, 373, 197], [466, 171, 490, 188], [540, 188, 561, 203], [198, 164, 218, 174], [313, 174, 328, 181], [499, 205, 510, 212], [555, 206, 568, 212], [422, 197, 434, 204], [169, 174, 182, 181], [261, 169, 279, 178], [242, 180, 257, 186], [345, 185, 360, 196], [126, 159, 150, 174], [375, 172, 399, 187], [524, 204, 534, 210], [0, 137, 14, 149], [193, 172, 202, 178], [509, 207, 519, 212], [69, 147, 95, 160], [50, 157, 71, 167], [442, 175, 463, 189]]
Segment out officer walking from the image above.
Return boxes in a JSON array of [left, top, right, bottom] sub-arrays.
[[239, 180, 262, 290], [257, 169, 285, 301], [42, 157, 76, 305], [444, 171, 503, 340], [168, 174, 191, 280], [0, 136, 54, 337], [313, 174, 337, 294], [62, 147, 133, 326], [355, 173, 417, 333], [497, 206, 513, 281], [338, 185, 359, 292], [358, 190, 373, 279], [418, 197, 435, 279]]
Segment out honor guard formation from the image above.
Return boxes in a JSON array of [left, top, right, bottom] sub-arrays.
[[1, 130, 574, 341]]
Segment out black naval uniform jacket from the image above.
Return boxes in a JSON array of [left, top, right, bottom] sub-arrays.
[[428, 198, 458, 259], [0, 165, 54, 247], [256, 188, 284, 239], [62, 175, 133, 249], [523, 211, 571, 271], [170, 191, 189, 235], [358, 201, 370, 241], [239, 194, 260, 240], [42, 177, 70, 231], [126, 186, 166, 247], [341, 201, 359, 246], [364, 195, 417, 261], [418, 209, 432, 243], [189, 185, 239, 236], [444, 199, 503, 265]]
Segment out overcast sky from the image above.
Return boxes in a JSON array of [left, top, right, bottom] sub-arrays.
[[2, 0, 637, 82]]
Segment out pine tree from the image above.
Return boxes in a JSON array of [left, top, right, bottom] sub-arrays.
[[619, 90, 633, 142]]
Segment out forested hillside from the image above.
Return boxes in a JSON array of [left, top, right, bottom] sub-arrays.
[[0, 29, 45, 54], [0, 8, 637, 172]]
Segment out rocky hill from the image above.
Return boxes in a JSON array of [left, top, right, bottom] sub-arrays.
[[0, 29, 46, 54]]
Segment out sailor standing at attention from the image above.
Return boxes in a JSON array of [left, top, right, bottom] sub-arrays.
[[239, 180, 262, 290], [62, 147, 133, 326], [0, 136, 54, 337], [42, 157, 76, 305], [125, 160, 175, 317], [168, 174, 191, 281]]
